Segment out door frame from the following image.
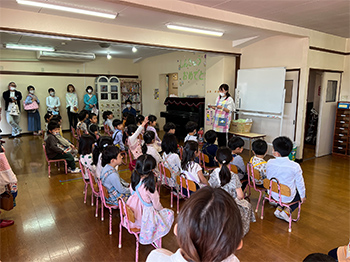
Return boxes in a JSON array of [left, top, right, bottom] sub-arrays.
[[286, 68, 301, 141]]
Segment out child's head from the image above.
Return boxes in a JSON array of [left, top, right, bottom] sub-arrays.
[[163, 122, 176, 134], [92, 136, 113, 165], [148, 115, 157, 126], [51, 115, 62, 125], [89, 113, 97, 124], [44, 112, 53, 123], [67, 84, 75, 93], [78, 134, 95, 155], [161, 134, 178, 154], [216, 147, 233, 187], [272, 136, 293, 157], [88, 124, 98, 138], [112, 119, 123, 130], [48, 87, 55, 97], [101, 145, 122, 167], [125, 99, 132, 108], [142, 131, 155, 154], [252, 139, 268, 156], [181, 141, 199, 171], [186, 121, 198, 134], [131, 154, 156, 193], [78, 110, 89, 122], [228, 137, 244, 154], [122, 111, 129, 120], [204, 130, 217, 144], [125, 113, 136, 127], [102, 110, 113, 121], [125, 124, 137, 136], [47, 121, 60, 135], [176, 187, 243, 262], [136, 115, 145, 125], [303, 253, 336, 262]]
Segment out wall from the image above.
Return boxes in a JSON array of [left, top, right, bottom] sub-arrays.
[[0, 50, 139, 134]]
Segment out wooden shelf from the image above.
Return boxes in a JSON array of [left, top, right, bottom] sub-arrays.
[[332, 101, 350, 157]]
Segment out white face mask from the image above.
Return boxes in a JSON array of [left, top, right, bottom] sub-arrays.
[[126, 104, 131, 108], [219, 92, 225, 97], [30, 90, 35, 94], [10, 86, 16, 91], [50, 92, 55, 96], [87, 89, 92, 94]]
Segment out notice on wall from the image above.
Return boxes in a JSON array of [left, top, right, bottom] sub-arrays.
[[154, 88, 159, 100]]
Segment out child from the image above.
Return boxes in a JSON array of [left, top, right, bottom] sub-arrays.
[[228, 136, 246, 180], [77, 110, 89, 134], [146, 115, 161, 146], [146, 187, 243, 262], [112, 119, 125, 150], [250, 139, 268, 185], [136, 114, 145, 127], [103, 110, 115, 133], [43, 112, 53, 140], [78, 134, 96, 179], [126, 154, 174, 244], [141, 131, 162, 177], [46, 88, 60, 115], [208, 147, 255, 236], [122, 99, 137, 116], [201, 130, 218, 167], [181, 141, 208, 191], [45, 121, 80, 173], [161, 134, 181, 187], [266, 136, 306, 222], [101, 145, 130, 205], [92, 136, 114, 179], [184, 121, 198, 142], [163, 122, 176, 135], [88, 112, 99, 139]]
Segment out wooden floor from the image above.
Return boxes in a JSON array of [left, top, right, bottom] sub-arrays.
[[1, 133, 349, 262]]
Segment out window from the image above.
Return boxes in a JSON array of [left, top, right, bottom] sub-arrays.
[[326, 80, 337, 102]]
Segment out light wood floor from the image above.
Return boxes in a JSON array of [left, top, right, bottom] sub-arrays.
[[0, 133, 349, 262]]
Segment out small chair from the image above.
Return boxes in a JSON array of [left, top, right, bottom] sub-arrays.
[[200, 153, 217, 173], [76, 128, 83, 140], [97, 179, 119, 235], [261, 178, 302, 232], [103, 123, 112, 136], [43, 144, 67, 178], [78, 160, 90, 204], [158, 163, 175, 208], [246, 163, 267, 213], [176, 174, 198, 214], [71, 127, 79, 147], [118, 198, 161, 262], [86, 169, 101, 219]]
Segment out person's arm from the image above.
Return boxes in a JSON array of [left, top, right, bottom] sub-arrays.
[[56, 97, 61, 108], [295, 164, 306, 203], [83, 94, 89, 107], [109, 171, 130, 194], [117, 132, 125, 151], [46, 97, 52, 109], [197, 169, 208, 185], [73, 93, 78, 108], [149, 190, 163, 210], [17, 91, 22, 102], [236, 188, 244, 200], [24, 95, 32, 105], [46, 136, 64, 155]]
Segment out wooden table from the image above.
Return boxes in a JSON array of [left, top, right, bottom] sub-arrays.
[[229, 132, 266, 158]]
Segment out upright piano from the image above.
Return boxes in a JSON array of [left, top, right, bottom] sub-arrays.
[[160, 97, 205, 140]]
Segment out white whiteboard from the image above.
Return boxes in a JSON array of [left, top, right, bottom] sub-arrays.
[[236, 67, 286, 114]]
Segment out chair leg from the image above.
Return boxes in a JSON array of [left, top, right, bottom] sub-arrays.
[[91, 192, 94, 206], [177, 192, 180, 214], [48, 162, 51, 178], [255, 191, 262, 213], [95, 196, 99, 218], [101, 202, 104, 221], [64, 161, 68, 174], [118, 222, 122, 248], [170, 191, 173, 208], [288, 207, 292, 232], [84, 184, 88, 204], [109, 209, 113, 235], [135, 239, 139, 262], [261, 198, 266, 219]]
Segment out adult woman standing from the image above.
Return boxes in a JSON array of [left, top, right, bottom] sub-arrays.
[[209, 84, 235, 147], [83, 86, 98, 112], [2, 82, 22, 138], [24, 86, 42, 136], [66, 84, 79, 129]]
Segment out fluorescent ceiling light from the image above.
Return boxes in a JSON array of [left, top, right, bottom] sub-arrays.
[[166, 24, 224, 37], [5, 43, 55, 51], [107, 53, 112, 60], [16, 0, 117, 19], [132, 47, 137, 53]]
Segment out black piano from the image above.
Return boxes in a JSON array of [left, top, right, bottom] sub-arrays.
[[160, 97, 205, 140]]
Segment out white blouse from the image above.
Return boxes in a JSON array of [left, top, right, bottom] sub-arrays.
[[46, 96, 61, 112], [66, 92, 78, 108]]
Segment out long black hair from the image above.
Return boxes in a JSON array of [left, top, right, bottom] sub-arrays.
[[123, 124, 138, 145], [92, 136, 113, 165], [131, 154, 156, 193], [219, 84, 231, 100], [78, 134, 95, 155], [181, 141, 199, 171], [215, 147, 233, 187], [142, 131, 155, 154]]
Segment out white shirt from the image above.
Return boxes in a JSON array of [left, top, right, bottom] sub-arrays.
[[162, 152, 181, 175], [184, 134, 198, 142], [266, 156, 306, 203], [146, 248, 240, 262], [182, 161, 201, 184], [46, 96, 61, 112], [66, 92, 78, 108]]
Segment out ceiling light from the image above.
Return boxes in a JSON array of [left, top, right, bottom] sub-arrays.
[[132, 47, 137, 53], [16, 0, 117, 19], [107, 53, 112, 60], [0, 30, 72, 41], [166, 24, 224, 37], [5, 43, 55, 51]]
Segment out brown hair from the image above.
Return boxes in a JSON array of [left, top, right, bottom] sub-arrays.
[[67, 84, 75, 92], [177, 187, 243, 262]]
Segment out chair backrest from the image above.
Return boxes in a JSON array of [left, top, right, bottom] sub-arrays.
[[97, 179, 116, 207], [229, 164, 238, 174], [203, 154, 210, 164], [78, 160, 89, 184], [86, 168, 99, 194], [42, 144, 49, 162], [158, 162, 172, 186], [176, 174, 197, 193], [119, 197, 136, 223], [76, 128, 82, 138], [246, 163, 261, 188], [263, 178, 291, 197], [179, 146, 183, 159]]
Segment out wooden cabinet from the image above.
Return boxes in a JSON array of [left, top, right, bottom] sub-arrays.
[[332, 102, 350, 156], [120, 79, 142, 115]]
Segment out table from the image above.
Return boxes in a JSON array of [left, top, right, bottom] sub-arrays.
[[229, 132, 266, 159]]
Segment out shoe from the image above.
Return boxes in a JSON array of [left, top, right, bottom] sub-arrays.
[[0, 219, 14, 228], [70, 168, 81, 174], [74, 157, 79, 162], [8, 135, 15, 139], [274, 208, 283, 219], [279, 210, 291, 223], [269, 200, 278, 206]]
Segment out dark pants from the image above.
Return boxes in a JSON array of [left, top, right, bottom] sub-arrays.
[[51, 152, 75, 170], [67, 107, 78, 129], [278, 191, 301, 212], [216, 132, 227, 147]]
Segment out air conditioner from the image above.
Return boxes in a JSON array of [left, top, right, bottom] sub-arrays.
[[37, 51, 95, 62]]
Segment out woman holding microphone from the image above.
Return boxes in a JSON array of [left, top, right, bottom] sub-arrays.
[[208, 84, 235, 147]]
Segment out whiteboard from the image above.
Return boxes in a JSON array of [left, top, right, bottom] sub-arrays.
[[236, 67, 286, 114]]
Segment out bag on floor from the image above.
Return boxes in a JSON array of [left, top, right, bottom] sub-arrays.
[[0, 185, 14, 211]]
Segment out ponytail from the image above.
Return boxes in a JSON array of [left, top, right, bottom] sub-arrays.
[[142, 143, 148, 154], [142, 131, 155, 154], [215, 147, 234, 187], [131, 154, 156, 193], [219, 164, 231, 187]]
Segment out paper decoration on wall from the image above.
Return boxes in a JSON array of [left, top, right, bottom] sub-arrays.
[[206, 109, 214, 126], [178, 53, 206, 88], [154, 88, 159, 100]]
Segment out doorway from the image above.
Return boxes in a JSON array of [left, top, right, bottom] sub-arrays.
[[303, 69, 342, 159], [167, 73, 178, 96]]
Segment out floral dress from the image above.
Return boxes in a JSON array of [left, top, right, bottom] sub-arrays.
[[208, 168, 256, 236]]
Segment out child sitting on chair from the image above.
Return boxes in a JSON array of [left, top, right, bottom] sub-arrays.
[[161, 134, 181, 188], [201, 130, 218, 167], [141, 131, 162, 178], [163, 122, 176, 135], [79, 134, 96, 180], [77, 110, 89, 134], [184, 121, 198, 142], [103, 110, 115, 133], [43, 112, 53, 140], [112, 119, 125, 151], [100, 145, 130, 205], [228, 136, 246, 180], [126, 154, 174, 245], [45, 121, 80, 173], [250, 139, 268, 185], [266, 136, 306, 222]]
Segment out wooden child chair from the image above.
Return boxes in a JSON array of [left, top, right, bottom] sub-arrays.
[[176, 174, 198, 214], [261, 178, 302, 232], [42, 143, 67, 178], [246, 163, 267, 213], [158, 163, 175, 208]]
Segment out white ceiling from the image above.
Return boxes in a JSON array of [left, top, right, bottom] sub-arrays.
[[0, 0, 348, 60]]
